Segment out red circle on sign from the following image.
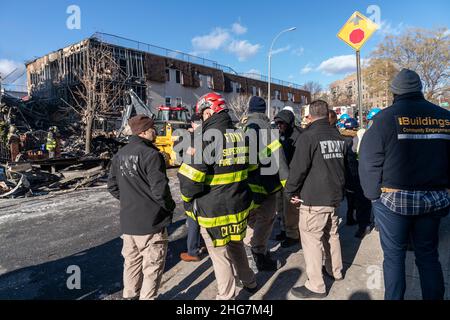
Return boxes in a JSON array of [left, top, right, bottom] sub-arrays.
[[349, 29, 365, 44]]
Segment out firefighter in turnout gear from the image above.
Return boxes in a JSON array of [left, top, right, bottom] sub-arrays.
[[46, 126, 58, 159], [177, 92, 257, 300], [243, 96, 290, 272]]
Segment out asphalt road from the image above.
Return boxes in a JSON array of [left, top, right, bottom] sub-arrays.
[[0, 168, 448, 300], [0, 168, 187, 300]]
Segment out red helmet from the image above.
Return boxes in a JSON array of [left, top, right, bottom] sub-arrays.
[[195, 92, 227, 114]]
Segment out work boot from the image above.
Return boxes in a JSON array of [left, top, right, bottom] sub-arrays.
[[180, 252, 201, 262], [281, 237, 299, 248], [290, 286, 327, 299], [253, 252, 278, 272], [275, 231, 287, 241]]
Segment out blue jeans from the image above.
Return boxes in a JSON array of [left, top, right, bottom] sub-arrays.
[[373, 200, 448, 300], [187, 216, 202, 257]]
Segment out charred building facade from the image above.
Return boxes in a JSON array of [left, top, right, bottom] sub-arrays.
[[26, 32, 311, 120]]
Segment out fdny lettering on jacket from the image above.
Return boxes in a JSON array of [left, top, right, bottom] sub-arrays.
[[319, 140, 345, 160]]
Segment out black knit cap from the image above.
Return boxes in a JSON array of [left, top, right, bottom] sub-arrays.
[[274, 110, 295, 127], [248, 96, 267, 114], [128, 114, 154, 135]]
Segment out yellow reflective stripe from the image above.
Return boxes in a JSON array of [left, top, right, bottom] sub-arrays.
[[178, 163, 206, 183], [212, 233, 246, 247], [185, 211, 196, 220], [204, 170, 248, 186], [249, 184, 268, 195], [259, 139, 282, 158], [248, 164, 259, 172], [280, 180, 287, 188], [197, 203, 253, 228], [181, 194, 192, 202]]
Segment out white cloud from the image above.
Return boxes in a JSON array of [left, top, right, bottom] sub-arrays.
[[292, 47, 305, 56], [300, 63, 314, 75], [271, 45, 291, 56], [317, 55, 359, 75], [227, 40, 261, 62], [0, 59, 24, 79], [231, 22, 247, 35], [191, 28, 230, 53], [242, 69, 262, 80], [379, 21, 405, 36]]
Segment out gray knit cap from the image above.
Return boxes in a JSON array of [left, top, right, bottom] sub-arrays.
[[390, 68, 423, 95]]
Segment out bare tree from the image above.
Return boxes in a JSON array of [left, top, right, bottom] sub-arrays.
[[69, 40, 129, 154], [363, 58, 399, 107], [227, 94, 251, 121], [302, 81, 323, 101], [372, 28, 450, 102]]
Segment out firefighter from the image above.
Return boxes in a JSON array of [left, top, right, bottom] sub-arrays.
[[46, 126, 58, 159], [243, 96, 289, 271], [7, 125, 20, 162], [341, 118, 372, 238], [274, 109, 304, 247], [178, 92, 257, 300]]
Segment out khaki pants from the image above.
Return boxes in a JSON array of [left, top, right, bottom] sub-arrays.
[[121, 229, 168, 300], [201, 228, 256, 300], [299, 205, 343, 294], [244, 193, 276, 254], [283, 194, 300, 239]]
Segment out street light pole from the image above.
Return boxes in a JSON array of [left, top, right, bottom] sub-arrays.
[[267, 27, 296, 119]]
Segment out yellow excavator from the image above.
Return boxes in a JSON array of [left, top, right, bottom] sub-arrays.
[[118, 90, 190, 167]]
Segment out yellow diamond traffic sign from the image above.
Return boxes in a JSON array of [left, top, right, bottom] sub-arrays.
[[337, 11, 379, 51]]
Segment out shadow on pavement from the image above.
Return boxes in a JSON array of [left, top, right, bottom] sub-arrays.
[[0, 218, 189, 300], [261, 268, 302, 300]]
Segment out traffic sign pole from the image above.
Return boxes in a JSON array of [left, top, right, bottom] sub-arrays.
[[356, 50, 364, 128]]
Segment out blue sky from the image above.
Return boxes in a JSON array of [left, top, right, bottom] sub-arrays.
[[1, 0, 449, 90]]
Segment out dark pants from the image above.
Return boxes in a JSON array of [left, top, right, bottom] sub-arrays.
[[347, 188, 372, 229], [187, 216, 202, 257], [355, 190, 372, 229], [373, 200, 447, 300]]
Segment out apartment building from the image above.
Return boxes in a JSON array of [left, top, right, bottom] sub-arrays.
[[330, 72, 391, 109], [25, 33, 310, 121]]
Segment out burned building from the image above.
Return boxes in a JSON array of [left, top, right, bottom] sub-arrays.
[[26, 32, 311, 121]]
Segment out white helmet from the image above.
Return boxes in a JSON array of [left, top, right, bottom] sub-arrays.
[[283, 106, 295, 114]]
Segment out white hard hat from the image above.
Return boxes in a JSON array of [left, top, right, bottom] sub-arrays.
[[283, 106, 294, 114]]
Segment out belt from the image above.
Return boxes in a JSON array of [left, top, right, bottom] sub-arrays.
[[381, 187, 401, 193]]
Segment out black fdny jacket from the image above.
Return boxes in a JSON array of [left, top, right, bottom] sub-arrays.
[[107, 135, 175, 235], [245, 112, 289, 205], [285, 118, 347, 207], [359, 92, 450, 200], [178, 111, 253, 247]]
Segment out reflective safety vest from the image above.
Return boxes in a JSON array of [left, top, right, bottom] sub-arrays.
[[178, 111, 253, 247], [46, 134, 56, 152], [245, 113, 289, 206]]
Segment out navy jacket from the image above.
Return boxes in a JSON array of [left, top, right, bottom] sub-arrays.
[[359, 92, 450, 200], [108, 136, 175, 235], [285, 118, 347, 207]]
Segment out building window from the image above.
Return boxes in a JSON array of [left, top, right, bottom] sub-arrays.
[[207, 75, 213, 89], [165, 69, 170, 82], [165, 97, 171, 107], [274, 90, 281, 100], [234, 82, 241, 93], [176, 97, 182, 107], [288, 92, 294, 102], [252, 86, 257, 96], [175, 70, 182, 84]]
